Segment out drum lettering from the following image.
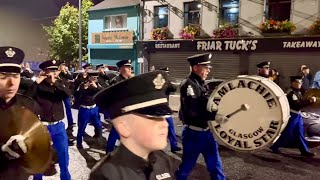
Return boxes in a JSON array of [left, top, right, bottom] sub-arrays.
[[237, 80, 246, 88], [266, 129, 276, 138], [263, 92, 271, 99], [254, 139, 263, 147], [244, 141, 252, 149], [234, 140, 242, 148], [269, 120, 279, 130], [213, 98, 221, 106], [255, 85, 266, 95], [267, 98, 277, 108], [248, 81, 257, 90], [214, 124, 221, 131], [228, 82, 236, 90], [228, 127, 264, 139], [220, 131, 228, 139], [218, 86, 229, 97], [227, 136, 235, 144]]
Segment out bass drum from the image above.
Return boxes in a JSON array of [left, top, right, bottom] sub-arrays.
[[207, 75, 290, 151]]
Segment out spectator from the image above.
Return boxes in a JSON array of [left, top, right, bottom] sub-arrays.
[[299, 65, 313, 92], [269, 69, 280, 85]]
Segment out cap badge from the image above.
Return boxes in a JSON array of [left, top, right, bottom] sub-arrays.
[[52, 60, 56, 64], [128, 59, 131, 63], [5, 48, 15, 58], [209, 54, 212, 59], [153, 74, 165, 89]]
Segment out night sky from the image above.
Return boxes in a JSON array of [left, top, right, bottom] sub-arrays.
[[0, 0, 104, 19]]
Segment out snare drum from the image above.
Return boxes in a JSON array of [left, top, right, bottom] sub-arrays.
[[207, 75, 290, 151]]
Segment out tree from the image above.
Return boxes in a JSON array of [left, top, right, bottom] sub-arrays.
[[43, 0, 93, 67]]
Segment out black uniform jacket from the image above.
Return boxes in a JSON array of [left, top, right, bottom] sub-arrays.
[[98, 72, 110, 88], [59, 71, 73, 89], [78, 83, 102, 106], [0, 94, 41, 180], [287, 87, 312, 111], [27, 79, 71, 122], [89, 145, 176, 180], [179, 73, 216, 128], [109, 74, 127, 85]]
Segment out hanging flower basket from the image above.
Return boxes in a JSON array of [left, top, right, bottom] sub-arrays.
[[260, 19, 296, 35], [151, 27, 169, 40], [310, 18, 320, 35], [212, 24, 238, 38], [179, 25, 199, 39]]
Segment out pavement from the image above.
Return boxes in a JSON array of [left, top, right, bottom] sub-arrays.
[[30, 95, 320, 180]]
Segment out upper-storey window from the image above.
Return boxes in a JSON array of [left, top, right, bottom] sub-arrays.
[[184, 1, 201, 26], [104, 14, 128, 30], [219, 0, 239, 25], [267, 0, 291, 21], [154, 6, 169, 28]]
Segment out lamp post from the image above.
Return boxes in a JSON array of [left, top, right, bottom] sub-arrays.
[[78, 0, 82, 70]]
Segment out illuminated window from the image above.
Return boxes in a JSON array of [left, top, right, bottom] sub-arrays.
[[154, 6, 169, 28], [104, 14, 127, 30], [184, 1, 201, 26], [219, 0, 239, 25]]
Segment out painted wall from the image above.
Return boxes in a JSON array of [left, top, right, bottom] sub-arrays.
[[88, 5, 140, 73], [239, 0, 320, 36], [0, 6, 51, 62], [143, 0, 219, 39]]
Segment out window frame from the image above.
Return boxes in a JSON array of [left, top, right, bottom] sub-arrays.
[[183, 1, 202, 27], [153, 5, 169, 28], [266, 0, 292, 21], [218, 0, 239, 26], [103, 14, 128, 31]]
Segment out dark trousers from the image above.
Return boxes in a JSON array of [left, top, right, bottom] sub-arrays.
[[77, 106, 102, 145], [63, 97, 74, 127], [271, 112, 310, 153], [34, 122, 71, 180], [176, 126, 225, 180]]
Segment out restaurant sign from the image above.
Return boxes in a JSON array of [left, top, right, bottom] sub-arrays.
[[142, 36, 320, 53]]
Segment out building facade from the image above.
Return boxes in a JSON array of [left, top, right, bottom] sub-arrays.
[[140, 0, 320, 90], [87, 0, 141, 74]]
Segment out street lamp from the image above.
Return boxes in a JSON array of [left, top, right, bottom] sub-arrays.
[[78, 0, 82, 70]]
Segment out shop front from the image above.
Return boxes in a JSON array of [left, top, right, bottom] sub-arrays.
[[88, 31, 138, 72], [139, 36, 320, 90]]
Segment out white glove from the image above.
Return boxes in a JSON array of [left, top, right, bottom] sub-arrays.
[[1, 135, 27, 159], [215, 114, 229, 124]]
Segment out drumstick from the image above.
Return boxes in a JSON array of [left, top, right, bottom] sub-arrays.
[[226, 104, 250, 118]]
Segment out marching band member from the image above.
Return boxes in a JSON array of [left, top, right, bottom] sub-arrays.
[[74, 63, 102, 138], [59, 61, 75, 129], [256, 61, 270, 78], [270, 75, 316, 157], [76, 72, 103, 149], [105, 59, 133, 153], [90, 71, 176, 180], [0, 46, 43, 179], [158, 67, 182, 153], [96, 64, 110, 88], [28, 60, 71, 180], [176, 53, 226, 180]]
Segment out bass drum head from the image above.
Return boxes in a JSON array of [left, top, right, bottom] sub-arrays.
[[207, 75, 290, 151]]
